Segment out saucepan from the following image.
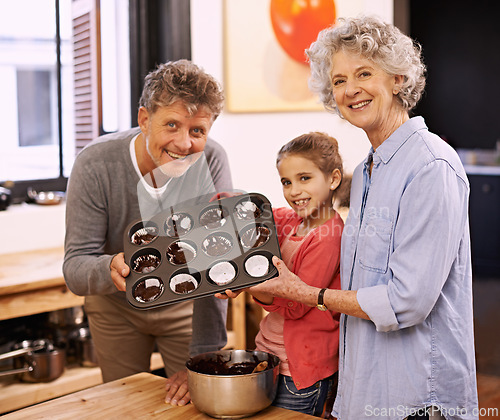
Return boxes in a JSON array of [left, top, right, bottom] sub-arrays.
[[27, 187, 65, 205], [187, 349, 280, 419], [0, 339, 65, 382], [0, 186, 11, 210], [48, 306, 86, 328], [68, 326, 99, 367]]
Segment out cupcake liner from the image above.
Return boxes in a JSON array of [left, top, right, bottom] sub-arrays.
[[166, 241, 197, 265], [132, 253, 161, 274], [133, 277, 164, 303], [234, 200, 262, 220], [130, 225, 159, 245], [199, 206, 228, 229], [170, 273, 199, 294], [202, 233, 233, 257], [240, 224, 271, 249], [208, 261, 237, 286], [244, 254, 270, 278], [165, 213, 193, 236]]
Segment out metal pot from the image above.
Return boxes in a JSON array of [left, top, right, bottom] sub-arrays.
[[186, 350, 280, 419], [27, 187, 65, 205], [0, 186, 11, 211], [69, 327, 99, 367], [48, 306, 86, 328], [0, 339, 65, 382]]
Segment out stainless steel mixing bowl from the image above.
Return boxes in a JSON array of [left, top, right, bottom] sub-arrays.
[[186, 349, 280, 419]]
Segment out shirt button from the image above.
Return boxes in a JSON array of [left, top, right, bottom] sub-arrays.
[[287, 302, 294, 307], [295, 381, 300, 387]]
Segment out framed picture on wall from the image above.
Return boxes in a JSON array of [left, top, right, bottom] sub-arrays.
[[223, 0, 393, 113]]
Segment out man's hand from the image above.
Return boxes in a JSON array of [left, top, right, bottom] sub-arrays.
[[110, 252, 129, 292], [165, 369, 190, 406]]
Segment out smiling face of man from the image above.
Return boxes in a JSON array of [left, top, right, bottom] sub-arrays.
[[136, 101, 214, 180]]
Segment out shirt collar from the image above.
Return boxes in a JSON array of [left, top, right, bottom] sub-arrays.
[[371, 116, 427, 165]]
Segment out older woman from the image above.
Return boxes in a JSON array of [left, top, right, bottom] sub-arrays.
[[222, 15, 479, 420]]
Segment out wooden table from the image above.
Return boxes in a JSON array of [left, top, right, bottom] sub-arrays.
[[2, 372, 315, 419]]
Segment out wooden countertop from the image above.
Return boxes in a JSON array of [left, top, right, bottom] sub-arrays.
[[0, 354, 164, 415], [2, 372, 315, 419], [0, 247, 66, 295], [0, 247, 84, 320]]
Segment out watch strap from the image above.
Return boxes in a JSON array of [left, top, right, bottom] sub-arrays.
[[317, 288, 328, 311]]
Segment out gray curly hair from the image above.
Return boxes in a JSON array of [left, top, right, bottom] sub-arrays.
[[307, 15, 426, 115], [139, 59, 224, 120]]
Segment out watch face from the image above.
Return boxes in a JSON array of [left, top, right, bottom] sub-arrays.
[[317, 304, 328, 311]]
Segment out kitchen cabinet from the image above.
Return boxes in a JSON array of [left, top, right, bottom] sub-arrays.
[[0, 247, 102, 414], [467, 170, 500, 277]]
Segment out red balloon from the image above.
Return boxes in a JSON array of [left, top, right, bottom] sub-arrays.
[[270, 0, 336, 64]]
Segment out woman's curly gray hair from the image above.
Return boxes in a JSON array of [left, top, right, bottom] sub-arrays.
[[307, 15, 426, 115], [139, 59, 224, 120]]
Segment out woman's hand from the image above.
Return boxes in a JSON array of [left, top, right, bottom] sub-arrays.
[[216, 256, 314, 305], [110, 252, 129, 292], [250, 256, 312, 302]]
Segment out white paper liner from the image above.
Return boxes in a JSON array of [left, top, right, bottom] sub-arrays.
[[166, 213, 193, 236], [133, 277, 164, 302], [130, 226, 158, 245], [166, 241, 197, 265], [240, 225, 270, 248], [235, 201, 260, 220], [200, 207, 227, 229], [169, 273, 199, 294], [132, 254, 161, 273], [209, 261, 237, 285], [201, 234, 233, 257], [244, 255, 269, 277]]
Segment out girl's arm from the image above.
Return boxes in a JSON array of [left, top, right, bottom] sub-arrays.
[[250, 291, 274, 305]]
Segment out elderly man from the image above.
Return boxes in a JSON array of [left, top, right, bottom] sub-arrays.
[[64, 60, 232, 406]]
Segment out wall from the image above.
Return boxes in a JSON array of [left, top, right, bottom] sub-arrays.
[[0, 1, 394, 257], [190, 0, 393, 207], [409, 0, 500, 150]]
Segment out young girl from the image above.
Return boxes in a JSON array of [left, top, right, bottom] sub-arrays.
[[237, 132, 345, 417]]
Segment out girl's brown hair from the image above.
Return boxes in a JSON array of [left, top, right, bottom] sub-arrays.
[[276, 132, 344, 183]]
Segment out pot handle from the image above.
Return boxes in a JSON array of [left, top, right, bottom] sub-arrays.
[[0, 365, 33, 377], [0, 343, 45, 361]]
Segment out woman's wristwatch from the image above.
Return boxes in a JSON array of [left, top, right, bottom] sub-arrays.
[[316, 288, 328, 311]]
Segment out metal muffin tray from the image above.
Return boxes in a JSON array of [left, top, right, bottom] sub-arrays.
[[123, 192, 281, 309]]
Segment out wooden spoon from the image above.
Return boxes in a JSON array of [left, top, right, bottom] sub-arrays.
[[252, 361, 268, 373]]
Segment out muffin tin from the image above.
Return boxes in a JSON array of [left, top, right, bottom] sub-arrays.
[[123, 193, 281, 309]]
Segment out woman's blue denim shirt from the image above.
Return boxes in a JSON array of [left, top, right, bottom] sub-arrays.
[[333, 117, 479, 419]]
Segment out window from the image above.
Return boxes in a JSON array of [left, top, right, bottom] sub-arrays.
[[0, 0, 131, 202], [1, 0, 191, 203], [0, 0, 71, 188], [17, 70, 53, 147]]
